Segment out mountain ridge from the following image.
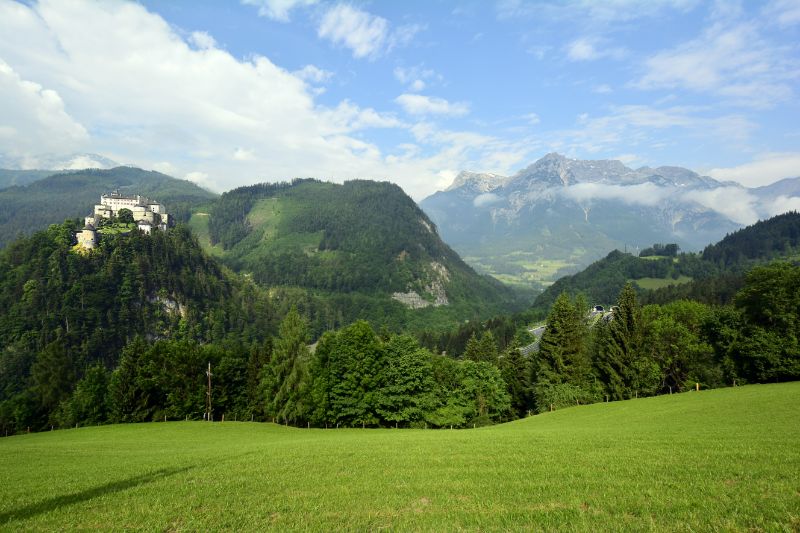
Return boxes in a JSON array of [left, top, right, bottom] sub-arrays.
[[421, 153, 799, 290]]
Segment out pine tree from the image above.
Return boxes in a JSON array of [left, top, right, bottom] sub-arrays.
[[262, 307, 310, 424], [498, 339, 532, 418], [594, 283, 658, 399], [532, 292, 592, 411], [463, 331, 499, 364]]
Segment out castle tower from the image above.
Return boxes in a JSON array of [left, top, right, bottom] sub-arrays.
[[76, 223, 98, 249]]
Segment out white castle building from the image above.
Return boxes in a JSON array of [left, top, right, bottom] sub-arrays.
[[84, 192, 171, 233], [77, 191, 172, 249]]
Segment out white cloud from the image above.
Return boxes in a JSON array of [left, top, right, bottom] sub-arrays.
[[0, 1, 520, 200], [242, 0, 318, 22], [767, 195, 800, 216], [682, 186, 760, 225], [566, 37, 626, 62], [393, 65, 439, 92], [707, 153, 800, 187], [233, 148, 255, 161], [293, 64, 332, 84], [0, 58, 89, 158], [551, 105, 755, 156], [473, 193, 503, 207], [389, 23, 425, 51], [593, 84, 612, 94], [60, 154, 111, 170], [561, 179, 773, 226], [317, 5, 422, 59], [189, 31, 217, 50], [563, 182, 673, 207], [635, 20, 797, 108], [317, 4, 389, 59], [395, 94, 469, 117]]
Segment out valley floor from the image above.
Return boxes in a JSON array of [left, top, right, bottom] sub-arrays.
[[1, 383, 798, 531]]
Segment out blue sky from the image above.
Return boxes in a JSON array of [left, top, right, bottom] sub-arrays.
[[0, 0, 798, 198]]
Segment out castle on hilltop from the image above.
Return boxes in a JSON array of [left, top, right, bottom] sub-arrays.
[[76, 191, 172, 249]]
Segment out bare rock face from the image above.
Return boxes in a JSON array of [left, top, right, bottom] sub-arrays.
[[392, 261, 450, 309]]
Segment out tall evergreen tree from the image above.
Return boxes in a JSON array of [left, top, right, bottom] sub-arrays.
[[532, 292, 593, 411], [498, 339, 531, 418], [376, 334, 435, 427], [464, 331, 500, 364], [594, 283, 658, 399], [261, 307, 310, 424], [327, 320, 387, 427]]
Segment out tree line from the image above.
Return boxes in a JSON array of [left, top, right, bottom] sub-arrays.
[[1, 214, 798, 435]]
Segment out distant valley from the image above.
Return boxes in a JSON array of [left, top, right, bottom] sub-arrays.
[[421, 153, 800, 290]]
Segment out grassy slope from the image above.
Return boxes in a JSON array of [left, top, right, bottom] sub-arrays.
[[634, 275, 693, 290], [1, 383, 798, 530]]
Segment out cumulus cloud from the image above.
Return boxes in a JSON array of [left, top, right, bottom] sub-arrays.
[[707, 153, 800, 187], [395, 94, 470, 117], [293, 64, 333, 84], [0, 1, 525, 200], [0, 58, 88, 159], [242, 0, 317, 22], [189, 31, 217, 50], [317, 4, 387, 59]]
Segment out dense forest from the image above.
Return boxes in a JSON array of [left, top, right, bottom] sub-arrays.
[[0, 210, 798, 435], [0, 167, 216, 247], [197, 179, 524, 334], [533, 211, 800, 312], [0, 222, 278, 432]]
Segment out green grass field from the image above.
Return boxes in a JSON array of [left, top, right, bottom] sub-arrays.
[[2, 383, 798, 531], [633, 275, 693, 290]]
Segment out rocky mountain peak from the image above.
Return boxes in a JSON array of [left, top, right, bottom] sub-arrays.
[[445, 171, 509, 193]]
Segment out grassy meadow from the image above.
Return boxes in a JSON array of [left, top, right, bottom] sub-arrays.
[[1, 383, 798, 531]]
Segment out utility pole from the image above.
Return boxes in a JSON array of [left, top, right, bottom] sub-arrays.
[[206, 361, 213, 422]]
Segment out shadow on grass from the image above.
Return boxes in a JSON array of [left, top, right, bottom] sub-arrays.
[[0, 466, 193, 525]]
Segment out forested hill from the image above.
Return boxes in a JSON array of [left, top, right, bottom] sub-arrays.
[[701, 211, 800, 267], [189, 179, 522, 331], [0, 222, 278, 432], [532, 211, 800, 311], [0, 167, 217, 247]]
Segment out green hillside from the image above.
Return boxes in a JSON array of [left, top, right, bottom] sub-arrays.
[[0, 169, 56, 190], [532, 211, 800, 311], [1, 382, 797, 530], [0, 167, 217, 247], [0, 223, 279, 433], [190, 179, 523, 332]]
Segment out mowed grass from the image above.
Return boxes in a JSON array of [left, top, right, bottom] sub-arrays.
[[1, 384, 799, 531]]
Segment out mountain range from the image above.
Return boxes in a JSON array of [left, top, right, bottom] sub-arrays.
[[420, 153, 800, 290]]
